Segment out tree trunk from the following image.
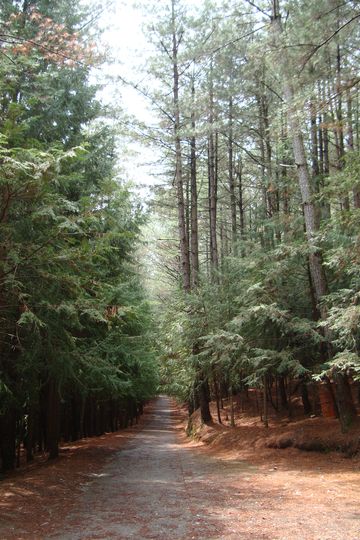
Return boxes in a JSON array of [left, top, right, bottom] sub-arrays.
[[25, 402, 37, 462], [347, 90, 360, 207], [190, 74, 199, 287], [46, 377, 60, 459], [198, 376, 212, 424], [317, 83, 324, 176], [320, 80, 330, 175], [229, 387, 235, 427], [310, 101, 319, 179], [208, 61, 219, 274], [310, 100, 321, 227], [0, 410, 16, 471], [279, 376, 288, 409], [301, 381, 312, 415], [335, 44, 349, 210], [272, 1, 356, 431], [171, 0, 190, 291], [237, 157, 245, 238], [213, 373, 222, 424], [228, 96, 237, 251], [263, 376, 268, 428]]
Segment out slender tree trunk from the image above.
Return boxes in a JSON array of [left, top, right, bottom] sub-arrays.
[[347, 89, 360, 207], [237, 157, 245, 238], [281, 116, 290, 236], [279, 376, 288, 409], [317, 83, 324, 175], [310, 98, 320, 227], [321, 84, 331, 220], [262, 91, 277, 232], [263, 376, 268, 428], [310, 101, 319, 179], [335, 43, 349, 210], [228, 96, 237, 252], [185, 158, 190, 258], [213, 373, 222, 424], [171, 0, 190, 291], [198, 376, 212, 424], [46, 377, 60, 459], [25, 403, 35, 462], [335, 44, 345, 161], [229, 387, 235, 427], [301, 381, 312, 415], [219, 209, 227, 264], [193, 339, 212, 423], [272, 8, 328, 306], [190, 74, 199, 287], [272, 2, 356, 431], [208, 62, 219, 273], [257, 89, 276, 248], [258, 95, 267, 220], [0, 409, 16, 471]]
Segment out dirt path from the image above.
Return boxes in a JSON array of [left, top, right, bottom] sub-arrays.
[[52, 395, 256, 539], [1, 395, 360, 539]]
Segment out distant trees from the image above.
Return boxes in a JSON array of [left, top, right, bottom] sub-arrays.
[[142, 0, 360, 430], [0, 0, 158, 472]]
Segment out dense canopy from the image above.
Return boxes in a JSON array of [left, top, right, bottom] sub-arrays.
[[1, 0, 360, 473], [0, 0, 158, 472]]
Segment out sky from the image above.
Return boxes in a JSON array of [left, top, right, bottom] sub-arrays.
[[84, 0, 179, 287], [82, 0, 160, 196], [83, 0, 207, 198]]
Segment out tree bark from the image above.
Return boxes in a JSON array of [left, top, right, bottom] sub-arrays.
[[171, 0, 190, 291], [301, 381, 312, 415], [347, 89, 360, 207], [228, 96, 237, 251], [198, 376, 212, 424], [0, 409, 16, 471], [272, 1, 356, 431], [190, 73, 199, 287], [263, 376, 268, 428], [46, 377, 60, 459], [237, 157, 245, 238], [229, 387, 235, 427], [208, 61, 219, 273]]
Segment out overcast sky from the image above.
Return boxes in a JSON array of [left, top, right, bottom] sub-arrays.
[[82, 0, 159, 195], [82, 0, 209, 197]]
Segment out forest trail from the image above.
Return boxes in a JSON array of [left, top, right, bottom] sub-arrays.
[[51, 396, 359, 540], [1, 396, 359, 540], [52, 395, 257, 539]]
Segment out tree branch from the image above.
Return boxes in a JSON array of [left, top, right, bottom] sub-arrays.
[[244, 0, 272, 19], [117, 75, 175, 124], [209, 24, 268, 57], [301, 13, 360, 71]]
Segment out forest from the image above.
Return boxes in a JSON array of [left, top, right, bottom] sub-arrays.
[[144, 0, 360, 437], [0, 0, 159, 473], [1, 0, 360, 477]]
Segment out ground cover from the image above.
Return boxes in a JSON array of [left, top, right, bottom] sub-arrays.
[[0, 397, 359, 539]]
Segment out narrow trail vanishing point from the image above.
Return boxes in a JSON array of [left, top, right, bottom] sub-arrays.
[[54, 395, 257, 539]]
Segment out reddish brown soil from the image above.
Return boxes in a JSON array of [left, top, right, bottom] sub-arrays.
[[0, 420, 146, 539], [0, 396, 359, 539], [188, 396, 360, 457], [184, 398, 360, 538]]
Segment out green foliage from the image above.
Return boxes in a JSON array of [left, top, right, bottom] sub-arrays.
[[139, 0, 360, 431], [157, 239, 321, 399], [0, 0, 159, 448], [314, 351, 360, 382]]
